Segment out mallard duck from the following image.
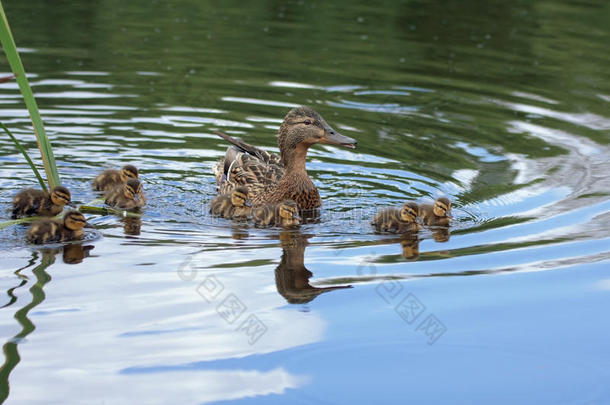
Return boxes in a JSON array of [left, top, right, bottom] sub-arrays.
[[209, 186, 251, 219], [371, 202, 420, 233], [213, 106, 357, 210], [252, 199, 300, 227], [26, 210, 88, 244], [104, 178, 145, 209], [11, 186, 72, 219], [92, 164, 138, 192], [419, 197, 452, 226]]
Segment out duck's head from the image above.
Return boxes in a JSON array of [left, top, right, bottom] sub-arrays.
[[400, 202, 419, 223], [433, 197, 451, 217], [50, 186, 73, 207], [123, 178, 143, 200], [279, 199, 301, 225], [231, 186, 250, 207], [63, 210, 88, 231], [120, 165, 139, 182], [278, 107, 356, 167]]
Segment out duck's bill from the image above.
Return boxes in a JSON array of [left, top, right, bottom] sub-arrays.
[[84, 222, 95, 229], [322, 128, 357, 149], [67, 202, 77, 208]]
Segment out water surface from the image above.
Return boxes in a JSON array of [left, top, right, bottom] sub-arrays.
[[0, 0, 609, 404]]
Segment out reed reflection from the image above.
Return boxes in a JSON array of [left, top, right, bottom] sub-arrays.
[[275, 231, 351, 304], [0, 244, 93, 402]]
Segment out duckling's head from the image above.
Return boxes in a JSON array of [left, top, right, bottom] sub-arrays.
[[433, 197, 451, 217], [278, 107, 356, 167], [400, 202, 419, 223], [50, 186, 72, 207], [120, 165, 139, 182], [231, 186, 249, 207], [123, 178, 143, 200], [279, 200, 300, 223], [63, 210, 87, 231]]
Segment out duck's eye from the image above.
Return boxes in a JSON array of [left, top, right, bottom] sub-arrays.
[[303, 120, 311, 125]]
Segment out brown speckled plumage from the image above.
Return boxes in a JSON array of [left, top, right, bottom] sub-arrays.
[[213, 107, 356, 210], [419, 197, 451, 226], [371, 202, 420, 233], [26, 210, 87, 244], [209, 186, 252, 220], [12, 186, 72, 219], [252, 200, 300, 227], [105, 178, 145, 209], [92, 164, 138, 191]]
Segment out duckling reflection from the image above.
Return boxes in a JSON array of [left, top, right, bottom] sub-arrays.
[[432, 227, 450, 242], [62, 243, 94, 264], [400, 232, 420, 260], [121, 217, 142, 236], [275, 231, 351, 304]]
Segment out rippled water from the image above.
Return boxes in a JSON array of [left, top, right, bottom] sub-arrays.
[[1, 1, 609, 404]]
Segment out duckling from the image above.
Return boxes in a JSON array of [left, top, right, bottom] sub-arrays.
[[252, 199, 301, 227], [419, 197, 452, 226], [104, 178, 145, 210], [11, 186, 72, 219], [92, 164, 138, 192], [371, 202, 420, 233], [209, 186, 251, 219], [26, 210, 88, 244]]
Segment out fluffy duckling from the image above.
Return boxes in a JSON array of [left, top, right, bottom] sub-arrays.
[[26, 210, 88, 244], [92, 164, 138, 192], [104, 178, 145, 210], [252, 200, 301, 227], [12, 186, 72, 219], [209, 186, 251, 220], [371, 202, 419, 233], [419, 197, 452, 226]]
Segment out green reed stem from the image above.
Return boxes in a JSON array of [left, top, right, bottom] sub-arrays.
[[79, 205, 143, 218], [0, 123, 47, 192], [0, 1, 60, 189]]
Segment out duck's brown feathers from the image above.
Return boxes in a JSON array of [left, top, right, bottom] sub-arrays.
[[26, 218, 84, 244], [92, 169, 123, 191], [12, 188, 65, 218], [104, 183, 145, 210], [252, 202, 300, 228], [419, 204, 450, 226], [209, 194, 252, 219], [371, 208, 419, 233]]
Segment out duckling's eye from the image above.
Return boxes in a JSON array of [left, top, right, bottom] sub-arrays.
[[303, 120, 312, 125]]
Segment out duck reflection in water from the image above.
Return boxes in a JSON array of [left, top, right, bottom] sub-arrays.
[[121, 217, 142, 236], [275, 231, 352, 304], [400, 232, 420, 260], [61, 243, 95, 264]]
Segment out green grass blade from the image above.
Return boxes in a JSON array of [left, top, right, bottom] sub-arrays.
[[0, 1, 60, 189], [0, 122, 47, 192]]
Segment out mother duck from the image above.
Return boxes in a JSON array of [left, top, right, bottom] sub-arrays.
[[213, 106, 357, 210]]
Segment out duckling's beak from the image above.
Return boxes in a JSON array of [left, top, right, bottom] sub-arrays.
[[321, 125, 357, 149], [67, 202, 77, 208], [84, 222, 95, 229]]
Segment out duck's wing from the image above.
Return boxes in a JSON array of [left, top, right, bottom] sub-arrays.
[[214, 132, 284, 195], [215, 131, 281, 166]]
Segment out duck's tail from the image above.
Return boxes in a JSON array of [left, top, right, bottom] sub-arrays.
[[215, 131, 268, 162]]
